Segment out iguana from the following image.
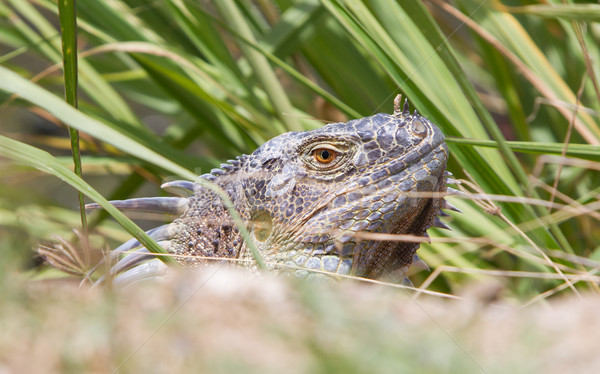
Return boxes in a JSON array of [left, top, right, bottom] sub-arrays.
[[88, 96, 455, 285]]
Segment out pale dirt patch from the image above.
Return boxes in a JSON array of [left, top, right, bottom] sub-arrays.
[[0, 268, 598, 373]]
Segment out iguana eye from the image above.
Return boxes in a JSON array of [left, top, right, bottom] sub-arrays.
[[302, 141, 353, 173], [313, 148, 337, 164]]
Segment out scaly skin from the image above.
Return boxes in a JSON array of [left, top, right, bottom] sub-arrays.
[[89, 97, 451, 283]]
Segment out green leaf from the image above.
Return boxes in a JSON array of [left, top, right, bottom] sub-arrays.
[[0, 65, 196, 180], [58, 0, 87, 232], [0, 134, 176, 264], [504, 3, 600, 22]]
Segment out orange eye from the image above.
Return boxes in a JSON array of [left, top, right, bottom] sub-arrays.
[[313, 148, 337, 164]]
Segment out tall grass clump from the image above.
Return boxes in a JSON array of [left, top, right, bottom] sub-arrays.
[[0, 0, 599, 303]]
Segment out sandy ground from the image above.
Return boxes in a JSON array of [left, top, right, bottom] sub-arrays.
[[0, 267, 598, 374]]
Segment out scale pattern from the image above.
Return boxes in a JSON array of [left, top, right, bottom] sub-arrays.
[[91, 97, 452, 283]]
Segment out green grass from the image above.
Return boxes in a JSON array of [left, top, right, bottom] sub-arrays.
[[1, 0, 600, 301], [2, 1, 600, 372]]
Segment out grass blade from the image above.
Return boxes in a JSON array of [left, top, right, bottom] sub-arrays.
[[0, 134, 176, 264], [58, 0, 87, 233], [0, 65, 196, 180], [214, 0, 300, 132]]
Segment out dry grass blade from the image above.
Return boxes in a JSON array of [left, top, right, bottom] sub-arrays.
[[37, 231, 92, 279], [416, 265, 600, 299], [547, 73, 588, 211], [457, 176, 580, 296]]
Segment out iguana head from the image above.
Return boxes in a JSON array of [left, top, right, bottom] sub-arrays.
[[237, 97, 449, 279], [88, 96, 452, 284]]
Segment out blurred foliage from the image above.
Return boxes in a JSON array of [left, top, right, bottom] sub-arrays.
[[5, 269, 598, 374], [0, 0, 599, 300]]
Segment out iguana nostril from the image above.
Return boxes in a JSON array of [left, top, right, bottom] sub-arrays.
[[412, 118, 427, 137]]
